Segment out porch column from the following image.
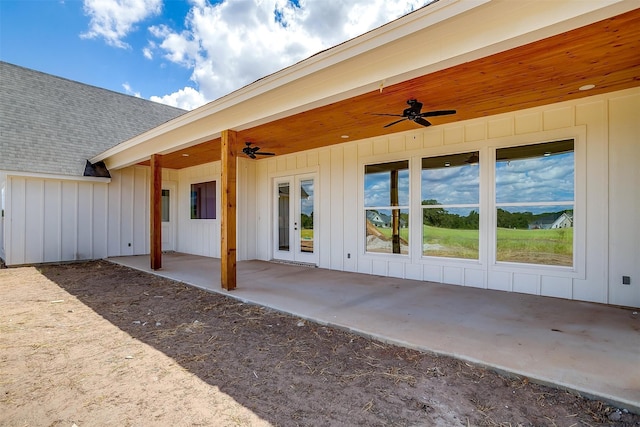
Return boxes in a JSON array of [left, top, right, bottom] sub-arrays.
[[150, 154, 162, 270], [221, 129, 237, 290]]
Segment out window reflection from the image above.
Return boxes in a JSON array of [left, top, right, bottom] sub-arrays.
[[421, 152, 479, 259], [364, 161, 409, 255], [495, 140, 574, 266]]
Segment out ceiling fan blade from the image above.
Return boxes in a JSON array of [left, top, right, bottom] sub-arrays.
[[420, 109, 456, 117], [255, 152, 275, 156], [413, 117, 432, 127], [372, 113, 404, 117], [249, 152, 256, 159], [384, 118, 408, 128]]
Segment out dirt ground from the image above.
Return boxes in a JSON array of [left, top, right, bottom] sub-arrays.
[[1, 260, 638, 427]]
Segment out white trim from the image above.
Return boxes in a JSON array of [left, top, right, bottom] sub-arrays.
[[5, 171, 110, 183], [161, 181, 178, 252], [488, 127, 587, 280], [271, 172, 320, 265], [355, 125, 587, 278]]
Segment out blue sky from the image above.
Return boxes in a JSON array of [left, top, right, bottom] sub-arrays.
[[364, 151, 574, 213], [496, 152, 574, 205], [0, 0, 431, 110]]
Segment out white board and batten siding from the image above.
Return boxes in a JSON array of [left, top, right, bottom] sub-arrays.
[[607, 92, 640, 307], [0, 171, 6, 261], [2, 88, 638, 308], [176, 162, 221, 258], [247, 87, 639, 308], [2, 166, 158, 265], [4, 174, 109, 265]]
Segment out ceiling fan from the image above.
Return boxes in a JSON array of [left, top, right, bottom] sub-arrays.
[[373, 99, 456, 128], [242, 142, 275, 159]]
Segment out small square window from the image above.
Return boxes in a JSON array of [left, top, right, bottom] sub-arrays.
[[191, 181, 216, 219]]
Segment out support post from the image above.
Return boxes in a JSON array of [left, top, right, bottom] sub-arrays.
[[150, 154, 162, 270], [221, 130, 237, 290]]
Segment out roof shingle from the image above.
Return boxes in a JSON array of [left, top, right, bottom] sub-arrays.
[[0, 61, 186, 176]]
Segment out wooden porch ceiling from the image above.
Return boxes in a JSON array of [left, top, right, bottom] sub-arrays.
[[144, 8, 640, 170]]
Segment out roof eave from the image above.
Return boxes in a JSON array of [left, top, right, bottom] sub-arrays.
[[92, 0, 637, 170], [90, 0, 490, 167]]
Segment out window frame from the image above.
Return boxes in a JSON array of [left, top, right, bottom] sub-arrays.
[[420, 151, 481, 261], [357, 127, 585, 280], [494, 140, 574, 267], [190, 180, 217, 220], [363, 159, 411, 257], [488, 129, 586, 279]]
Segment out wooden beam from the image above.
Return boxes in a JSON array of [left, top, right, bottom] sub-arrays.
[[221, 130, 237, 290], [150, 154, 162, 270]]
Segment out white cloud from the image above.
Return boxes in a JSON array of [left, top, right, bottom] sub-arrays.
[[150, 86, 207, 110], [147, 0, 433, 109], [143, 43, 155, 59], [422, 165, 480, 205], [122, 82, 141, 97], [496, 153, 574, 203], [81, 0, 162, 48]]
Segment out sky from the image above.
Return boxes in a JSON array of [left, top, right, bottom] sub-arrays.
[[364, 151, 574, 215], [0, 0, 432, 111]]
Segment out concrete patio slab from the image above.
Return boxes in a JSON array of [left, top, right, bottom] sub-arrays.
[[110, 253, 640, 412]]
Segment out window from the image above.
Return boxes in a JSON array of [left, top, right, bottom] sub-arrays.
[[495, 140, 574, 266], [161, 189, 170, 222], [364, 161, 409, 254], [190, 181, 216, 219], [422, 152, 480, 259]]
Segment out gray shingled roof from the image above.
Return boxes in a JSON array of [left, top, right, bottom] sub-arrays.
[[0, 61, 186, 176]]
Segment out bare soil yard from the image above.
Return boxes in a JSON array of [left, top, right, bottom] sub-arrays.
[[1, 261, 638, 426]]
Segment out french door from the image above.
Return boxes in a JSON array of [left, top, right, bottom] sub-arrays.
[[273, 174, 318, 264]]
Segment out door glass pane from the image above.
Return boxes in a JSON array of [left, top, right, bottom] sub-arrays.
[[278, 183, 290, 251], [161, 189, 170, 222], [299, 179, 314, 254]]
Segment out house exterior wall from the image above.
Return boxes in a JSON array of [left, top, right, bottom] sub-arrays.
[[1, 161, 231, 266], [608, 92, 640, 307], [244, 87, 638, 308], [2, 166, 155, 265], [176, 162, 221, 257], [3, 174, 111, 265], [0, 172, 6, 261], [2, 88, 637, 308]]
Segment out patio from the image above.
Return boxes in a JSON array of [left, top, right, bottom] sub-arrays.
[[110, 252, 640, 412]]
